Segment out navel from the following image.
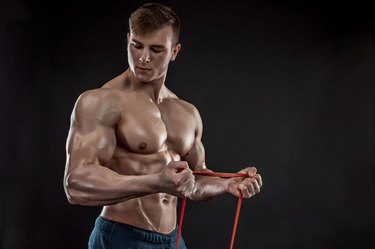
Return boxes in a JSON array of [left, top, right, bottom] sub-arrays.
[[138, 142, 147, 150]]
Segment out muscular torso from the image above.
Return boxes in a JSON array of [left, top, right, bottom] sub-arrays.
[[99, 73, 197, 233]]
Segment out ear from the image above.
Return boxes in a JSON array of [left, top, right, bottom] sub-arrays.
[[171, 43, 181, 61], [126, 33, 130, 45]]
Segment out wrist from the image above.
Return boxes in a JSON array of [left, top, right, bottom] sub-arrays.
[[152, 172, 164, 193], [223, 178, 231, 194], [124, 173, 163, 195], [190, 176, 230, 201]]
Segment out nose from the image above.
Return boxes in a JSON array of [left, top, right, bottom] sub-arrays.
[[139, 48, 150, 63]]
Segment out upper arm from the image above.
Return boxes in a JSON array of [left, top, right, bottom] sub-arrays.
[[181, 105, 208, 171], [65, 90, 120, 176]]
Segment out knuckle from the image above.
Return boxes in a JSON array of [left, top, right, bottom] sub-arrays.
[[176, 185, 184, 193], [174, 178, 182, 186]]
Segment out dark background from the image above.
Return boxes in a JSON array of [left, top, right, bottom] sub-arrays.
[[1, 0, 374, 248]]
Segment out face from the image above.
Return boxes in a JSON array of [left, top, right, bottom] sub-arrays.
[[127, 25, 181, 83]]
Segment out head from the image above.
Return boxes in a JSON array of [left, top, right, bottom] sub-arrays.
[[129, 3, 180, 45], [127, 3, 181, 83]]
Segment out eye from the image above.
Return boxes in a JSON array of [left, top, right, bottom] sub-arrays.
[[151, 47, 164, 53], [131, 41, 142, 49]]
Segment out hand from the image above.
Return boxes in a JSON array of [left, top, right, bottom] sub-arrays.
[[158, 161, 195, 198], [227, 167, 263, 198]]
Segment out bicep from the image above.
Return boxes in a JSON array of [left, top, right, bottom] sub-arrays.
[[182, 138, 207, 171], [65, 92, 118, 173], [66, 125, 116, 168], [182, 106, 207, 171]]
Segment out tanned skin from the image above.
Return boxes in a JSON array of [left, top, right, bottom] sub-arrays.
[[64, 25, 263, 234]]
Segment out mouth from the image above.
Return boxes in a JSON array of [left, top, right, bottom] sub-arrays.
[[136, 66, 151, 71]]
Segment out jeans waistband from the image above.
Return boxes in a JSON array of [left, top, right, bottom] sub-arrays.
[[95, 216, 178, 245]]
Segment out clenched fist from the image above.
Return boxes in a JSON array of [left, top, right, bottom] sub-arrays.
[[227, 167, 263, 198], [158, 161, 195, 198]]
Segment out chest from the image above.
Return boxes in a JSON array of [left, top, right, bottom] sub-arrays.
[[116, 99, 196, 156]]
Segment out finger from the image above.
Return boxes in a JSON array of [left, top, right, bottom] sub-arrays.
[[180, 168, 193, 183], [242, 178, 258, 196], [239, 183, 251, 198], [248, 180, 256, 196], [181, 176, 194, 194], [238, 166, 257, 177], [183, 178, 195, 197], [181, 171, 194, 185], [175, 163, 188, 173], [180, 171, 194, 189], [247, 167, 257, 177], [250, 177, 261, 194], [253, 174, 263, 188]]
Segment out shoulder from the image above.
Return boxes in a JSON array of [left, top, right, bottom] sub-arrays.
[[72, 88, 123, 125], [175, 98, 200, 116], [76, 88, 122, 106], [174, 98, 204, 136], [165, 88, 199, 113], [74, 87, 135, 111], [167, 96, 203, 130]]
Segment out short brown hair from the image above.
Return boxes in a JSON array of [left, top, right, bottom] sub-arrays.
[[129, 3, 180, 44]]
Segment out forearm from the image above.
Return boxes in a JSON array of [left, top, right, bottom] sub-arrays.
[[189, 175, 229, 201], [64, 163, 161, 206]]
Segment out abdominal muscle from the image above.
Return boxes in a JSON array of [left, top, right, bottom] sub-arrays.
[[100, 147, 181, 234], [101, 193, 178, 234]]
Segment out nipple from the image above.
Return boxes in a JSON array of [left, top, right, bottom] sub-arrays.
[[139, 142, 147, 150]]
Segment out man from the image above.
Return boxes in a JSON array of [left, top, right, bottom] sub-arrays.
[[64, 3, 263, 249]]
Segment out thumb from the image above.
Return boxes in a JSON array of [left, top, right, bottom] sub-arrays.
[[175, 164, 187, 173], [239, 166, 257, 176]]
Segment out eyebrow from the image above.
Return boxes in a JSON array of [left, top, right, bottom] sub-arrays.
[[131, 38, 166, 49]]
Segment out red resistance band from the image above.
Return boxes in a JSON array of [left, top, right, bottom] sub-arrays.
[[175, 171, 248, 249]]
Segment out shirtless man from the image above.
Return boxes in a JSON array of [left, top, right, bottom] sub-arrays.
[[63, 3, 262, 249]]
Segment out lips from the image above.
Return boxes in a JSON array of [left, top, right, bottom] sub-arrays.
[[136, 66, 151, 71]]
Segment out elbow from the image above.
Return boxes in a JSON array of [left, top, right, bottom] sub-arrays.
[[63, 172, 86, 205], [63, 171, 101, 206], [65, 192, 80, 205], [64, 187, 81, 205]]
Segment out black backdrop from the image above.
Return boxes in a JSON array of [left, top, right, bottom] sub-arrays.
[[1, 0, 374, 248]]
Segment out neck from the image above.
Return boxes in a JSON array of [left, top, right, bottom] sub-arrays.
[[124, 69, 168, 103]]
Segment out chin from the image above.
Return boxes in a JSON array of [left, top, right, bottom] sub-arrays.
[[135, 74, 153, 83]]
